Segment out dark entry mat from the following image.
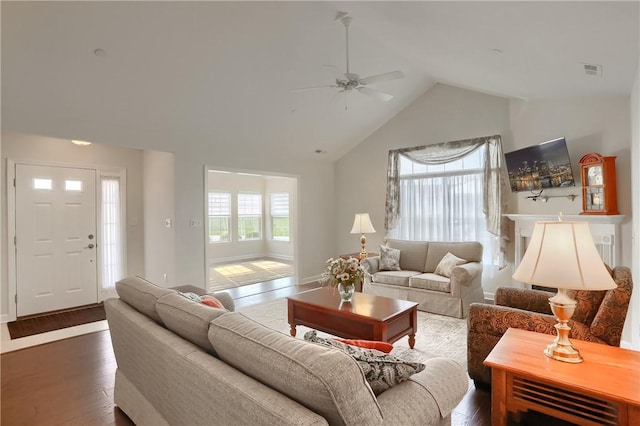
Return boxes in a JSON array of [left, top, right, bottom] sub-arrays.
[[7, 304, 106, 339]]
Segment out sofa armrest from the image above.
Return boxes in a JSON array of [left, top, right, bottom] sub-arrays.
[[376, 358, 467, 424], [494, 287, 554, 314], [450, 262, 482, 287], [211, 291, 235, 312], [361, 256, 380, 275]]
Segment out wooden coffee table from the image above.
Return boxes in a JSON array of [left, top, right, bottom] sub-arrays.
[[287, 287, 418, 348]]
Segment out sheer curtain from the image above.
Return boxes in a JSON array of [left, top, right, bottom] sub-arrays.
[[385, 135, 509, 267], [101, 177, 123, 295]]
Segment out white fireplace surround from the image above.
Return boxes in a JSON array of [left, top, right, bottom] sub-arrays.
[[506, 214, 625, 288]]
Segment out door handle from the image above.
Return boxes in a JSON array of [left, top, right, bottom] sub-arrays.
[[85, 244, 95, 249]]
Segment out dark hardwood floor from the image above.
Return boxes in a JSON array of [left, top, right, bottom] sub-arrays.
[[1, 279, 493, 426]]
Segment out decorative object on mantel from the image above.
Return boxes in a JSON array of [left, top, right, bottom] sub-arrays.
[[350, 213, 376, 258], [579, 152, 618, 215], [512, 219, 616, 363], [524, 189, 578, 202]]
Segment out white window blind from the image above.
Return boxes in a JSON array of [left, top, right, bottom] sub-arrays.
[[208, 192, 231, 243], [270, 193, 289, 241], [238, 193, 262, 240]]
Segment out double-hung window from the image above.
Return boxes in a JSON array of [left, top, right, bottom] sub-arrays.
[[270, 193, 290, 241], [238, 193, 262, 241], [208, 192, 231, 243], [390, 148, 499, 266]]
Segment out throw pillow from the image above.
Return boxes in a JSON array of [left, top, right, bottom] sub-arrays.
[[434, 252, 467, 278], [333, 337, 394, 353], [379, 245, 401, 271], [200, 294, 225, 309], [304, 331, 424, 395]]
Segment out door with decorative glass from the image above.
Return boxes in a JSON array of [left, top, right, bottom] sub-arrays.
[[15, 164, 98, 316]]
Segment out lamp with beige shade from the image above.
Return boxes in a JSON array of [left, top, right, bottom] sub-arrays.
[[350, 213, 376, 259]]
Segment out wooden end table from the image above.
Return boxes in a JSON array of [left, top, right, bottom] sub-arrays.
[[287, 287, 418, 348], [484, 328, 640, 426]]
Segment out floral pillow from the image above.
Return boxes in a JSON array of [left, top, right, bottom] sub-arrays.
[[434, 252, 467, 277], [304, 331, 424, 395], [379, 245, 401, 271]]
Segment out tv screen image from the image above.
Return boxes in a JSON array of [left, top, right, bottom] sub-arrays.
[[504, 137, 576, 192]]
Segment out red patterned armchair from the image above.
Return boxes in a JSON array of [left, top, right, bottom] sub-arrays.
[[467, 266, 633, 388]]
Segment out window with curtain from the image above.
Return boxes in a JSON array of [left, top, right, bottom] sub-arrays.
[[385, 135, 508, 271], [101, 177, 123, 291], [208, 192, 231, 243], [389, 148, 499, 265], [238, 193, 262, 241], [270, 193, 290, 241]]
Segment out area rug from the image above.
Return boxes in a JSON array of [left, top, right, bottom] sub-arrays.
[[239, 298, 467, 367], [209, 260, 293, 291], [6, 304, 106, 340]]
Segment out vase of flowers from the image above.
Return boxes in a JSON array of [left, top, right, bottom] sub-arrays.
[[321, 257, 365, 302]]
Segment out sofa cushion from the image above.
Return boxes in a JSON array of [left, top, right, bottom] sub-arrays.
[[115, 276, 173, 324], [201, 295, 225, 309], [424, 242, 483, 272], [409, 273, 452, 293], [304, 331, 425, 396], [379, 245, 401, 271], [373, 270, 420, 287], [208, 312, 383, 426], [156, 292, 227, 355], [387, 239, 429, 272], [434, 252, 467, 277]]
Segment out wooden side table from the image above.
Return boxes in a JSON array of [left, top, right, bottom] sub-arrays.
[[484, 328, 640, 426]]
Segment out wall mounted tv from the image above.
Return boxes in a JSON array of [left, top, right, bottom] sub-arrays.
[[504, 137, 576, 192]]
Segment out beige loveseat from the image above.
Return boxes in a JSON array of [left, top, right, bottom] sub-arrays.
[[105, 276, 469, 426], [362, 240, 484, 318]]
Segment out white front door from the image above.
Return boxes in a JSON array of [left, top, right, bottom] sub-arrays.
[[15, 164, 98, 316]]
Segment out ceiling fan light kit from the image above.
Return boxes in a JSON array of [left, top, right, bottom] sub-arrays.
[[292, 13, 404, 104]]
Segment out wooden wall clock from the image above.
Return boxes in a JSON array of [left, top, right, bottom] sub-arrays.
[[579, 152, 618, 215]]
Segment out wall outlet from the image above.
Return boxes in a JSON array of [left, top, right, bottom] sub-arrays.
[[165, 218, 172, 228], [190, 219, 202, 227]]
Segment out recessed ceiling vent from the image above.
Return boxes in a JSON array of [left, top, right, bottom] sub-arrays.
[[582, 63, 602, 77]]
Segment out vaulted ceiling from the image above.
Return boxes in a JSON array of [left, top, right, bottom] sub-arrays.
[[3, 1, 639, 161]]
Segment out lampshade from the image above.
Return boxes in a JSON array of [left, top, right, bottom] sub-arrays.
[[350, 213, 376, 234], [513, 221, 616, 291]]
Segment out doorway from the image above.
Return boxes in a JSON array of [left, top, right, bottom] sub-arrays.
[[205, 169, 298, 292]]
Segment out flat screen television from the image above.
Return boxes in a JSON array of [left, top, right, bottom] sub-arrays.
[[504, 137, 576, 192]]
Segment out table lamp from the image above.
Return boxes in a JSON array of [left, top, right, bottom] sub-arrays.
[[350, 213, 376, 259], [512, 220, 616, 363]]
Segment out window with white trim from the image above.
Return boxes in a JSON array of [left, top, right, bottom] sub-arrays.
[[390, 148, 499, 266], [208, 192, 231, 243], [238, 193, 262, 241], [270, 193, 290, 241], [101, 176, 123, 291]]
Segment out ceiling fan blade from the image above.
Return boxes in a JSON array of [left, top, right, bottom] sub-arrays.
[[290, 84, 339, 92], [358, 70, 404, 85], [357, 86, 394, 102]]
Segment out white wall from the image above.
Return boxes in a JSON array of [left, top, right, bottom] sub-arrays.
[[143, 150, 176, 287], [630, 57, 639, 349], [335, 84, 511, 287], [1, 133, 145, 318]]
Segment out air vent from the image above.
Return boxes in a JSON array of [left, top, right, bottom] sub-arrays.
[[582, 63, 603, 77]]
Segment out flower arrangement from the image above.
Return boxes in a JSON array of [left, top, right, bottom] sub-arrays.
[[321, 256, 366, 289]]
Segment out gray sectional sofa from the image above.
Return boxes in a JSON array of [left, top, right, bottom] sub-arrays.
[[105, 276, 469, 426], [362, 240, 485, 318]]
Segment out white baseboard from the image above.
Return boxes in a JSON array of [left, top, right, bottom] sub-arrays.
[[1, 314, 10, 324], [300, 274, 322, 284], [210, 254, 293, 264], [483, 292, 495, 303]]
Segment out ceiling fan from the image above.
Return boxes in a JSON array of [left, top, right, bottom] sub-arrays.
[[292, 13, 404, 104]]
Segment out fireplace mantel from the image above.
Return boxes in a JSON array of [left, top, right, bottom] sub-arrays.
[[505, 213, 625, 288]]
